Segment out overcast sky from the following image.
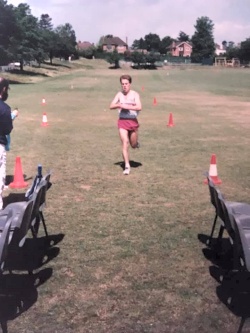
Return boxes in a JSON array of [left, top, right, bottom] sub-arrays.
[[8, 0, 250, 46]]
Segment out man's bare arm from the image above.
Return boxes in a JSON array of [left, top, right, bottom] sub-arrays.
[[110, 93, 121, 109]]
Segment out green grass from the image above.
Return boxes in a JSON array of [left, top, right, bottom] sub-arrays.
[[2, 60, 250, 332]]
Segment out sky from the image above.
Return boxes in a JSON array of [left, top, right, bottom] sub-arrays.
[[8, 0, 250, 46]]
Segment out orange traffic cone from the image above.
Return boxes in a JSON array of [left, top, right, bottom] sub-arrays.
[[167, 113, 174, 127], [41, 112, 48, 127], [141, 86, 144, 92], [153, 97, 157, 105], [204, 154, 222, 184], [42, 98, 46, 105], [9, 156, 28, 189]]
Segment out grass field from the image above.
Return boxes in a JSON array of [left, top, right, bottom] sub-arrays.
[[1, 59, 250, 333]]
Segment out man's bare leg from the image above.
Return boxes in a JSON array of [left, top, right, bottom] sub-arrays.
[[119, 128, 130, 174], [129, 130, 139, 148]]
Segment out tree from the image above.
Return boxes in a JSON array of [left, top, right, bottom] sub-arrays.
[[54, 23, 77, 60], [177, 31, 189, 42], [130, 51, 145, 68], [39, 14, 57, 64], [78, 46, 96, 59], [39, 13, 53, 30], [144, 33, 161, 52], [145, 52, 160, 68], [159, 36, 173, 54], [225, 46, 239, 60], [11, 3, 45, 70], [0, 0, 19, 65], [132, 38, 147, 50], [106, 50, 120, 68], [239, 38, 250, 63], [191, 16, 215, 63]]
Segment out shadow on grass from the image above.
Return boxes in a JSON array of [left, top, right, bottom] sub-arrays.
[[114, 160, 142, 170], [5, 174, 31, 186], [8, 80, 32, 85], [0, 233, 64, 332], [198, 233, 233, 270], [43, 61, 71, 69], [199, 233, 250, 333], [8, 69, 49, 78], [210, 265, 250, 333], [6, 234, 63, 273], [0, 267, 53, 333]]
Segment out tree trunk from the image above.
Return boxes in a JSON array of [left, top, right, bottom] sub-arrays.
[[20, 59, 24, 71]]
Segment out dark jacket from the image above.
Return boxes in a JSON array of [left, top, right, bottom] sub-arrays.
[[0, 99, 13, 146]]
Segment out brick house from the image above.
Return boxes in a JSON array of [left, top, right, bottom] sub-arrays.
[[167, 41, 192, 57], [76, 41, 94, 51], [101, 36, 128, 53]]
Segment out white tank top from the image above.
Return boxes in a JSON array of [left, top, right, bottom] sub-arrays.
[[119, 92, 138, 119]]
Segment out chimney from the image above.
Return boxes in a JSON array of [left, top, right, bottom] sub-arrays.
[[126, 36, 128, 46]]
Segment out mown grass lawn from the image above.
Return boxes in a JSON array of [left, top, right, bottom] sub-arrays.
[[2, 60, 250, 333]]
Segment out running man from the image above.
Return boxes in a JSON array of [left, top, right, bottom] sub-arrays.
[[110, 75, 142, 175]]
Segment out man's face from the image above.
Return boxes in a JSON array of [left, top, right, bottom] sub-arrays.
[[121, 79, 131, 94]]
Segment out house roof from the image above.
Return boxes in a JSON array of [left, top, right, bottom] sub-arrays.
[[103, 36, 127, 46], [77, 41, 94, 49], [166, 41, 192, 49]]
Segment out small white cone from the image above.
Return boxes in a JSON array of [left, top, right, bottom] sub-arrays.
[[41, 112, 48, 127]]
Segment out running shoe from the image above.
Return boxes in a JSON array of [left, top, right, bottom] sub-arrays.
[[123, 167, 130, 175]]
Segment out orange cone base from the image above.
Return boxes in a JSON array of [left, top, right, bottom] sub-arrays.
[[9, 180, 29, 189], [204, 176, 222, 185], [41, 123, 48, 127], [167, 123, 174, 127]]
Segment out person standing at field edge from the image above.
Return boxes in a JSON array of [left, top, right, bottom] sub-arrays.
[[0, 78, 13, 208], [110, 74, 142, 175]]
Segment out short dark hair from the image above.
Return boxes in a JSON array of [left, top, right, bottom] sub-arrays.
[[120, 74, 132, 83], [0, 77, 9, 92]]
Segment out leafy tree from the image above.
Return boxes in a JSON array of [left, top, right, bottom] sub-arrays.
[[225, 46, 240, 60], [132, 38, 147, 50], [177, 31, 189, 42], [54, 23, 77, 60], [159, 36, 173, 54], [239, 38, 250, 63], [11, 3, 45, 70], [191, 16, 215, 63], [106, 50, 120, 68], [130, 51, 145, 68], [144, 33, 161, 52], [123, 50, 132, 61], [39, 14, 57, 64], [145, 52, 160, 68], [0, 0, 18, 65], [39, 13, 53, 30], [78, 46, 96, 59]]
